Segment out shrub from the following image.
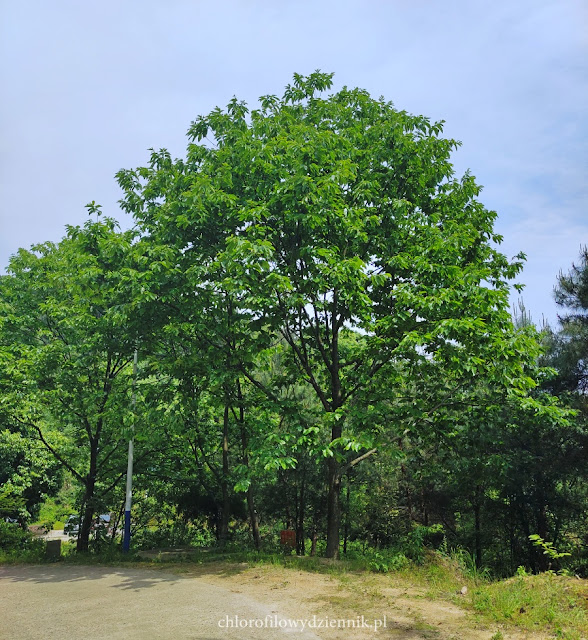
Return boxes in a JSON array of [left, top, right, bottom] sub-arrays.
[[0, 521, 34, 550], [132, 521, 215, 550], [0, 521, 44, 562]]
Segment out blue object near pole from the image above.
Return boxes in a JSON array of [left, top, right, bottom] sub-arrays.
[[123, 509, 131, 553]]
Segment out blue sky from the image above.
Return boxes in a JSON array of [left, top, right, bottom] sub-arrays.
[[1, 0, 586, 325]]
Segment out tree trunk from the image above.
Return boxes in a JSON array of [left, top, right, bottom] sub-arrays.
[[246, 486, 261, 551], [520, 510, 536, 573], [343, 474, 350, 555], [77, 499, 94, 552], [77, 442, 98, 552], [282, 471, 294, 529], [111, 499, 125, 542], [509, 507, 516, 575], [219, 402, 230, 544], [325, 452, 341, 558], [325, 294, 343, 559], [77, 485, 95, 552], [474, 486, 482, 569], [397, 440, 414, 522], [296, 476, 306, 556], [310, 522, 318, 557], [536, 497, 549, 572], [235, 380, 261, 551]]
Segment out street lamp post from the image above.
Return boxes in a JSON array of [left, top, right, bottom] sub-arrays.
[[123, 349, 138, 553]]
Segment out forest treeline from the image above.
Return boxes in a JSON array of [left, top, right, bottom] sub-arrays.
[[1, 73, 586, 575]]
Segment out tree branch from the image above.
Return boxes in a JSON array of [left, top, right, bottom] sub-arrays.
[[342, 448, 377, 474], [19, 418, 85, 484]]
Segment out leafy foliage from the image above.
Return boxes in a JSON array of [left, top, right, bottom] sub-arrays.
[[116, 71, 541, 557], [0, 73, 584, 581]]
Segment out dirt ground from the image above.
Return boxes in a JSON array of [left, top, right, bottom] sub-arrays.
[[0, 562, 550, 640], [189, 563, 552, 640]]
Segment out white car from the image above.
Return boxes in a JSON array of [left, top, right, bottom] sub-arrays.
[[64, 514, 112, 536], [64, 515, 79, 535]]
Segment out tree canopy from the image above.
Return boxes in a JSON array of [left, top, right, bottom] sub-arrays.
[[0, 214, 139, 550], [115, 71, 541, 557], [2, 73, 582, 572]]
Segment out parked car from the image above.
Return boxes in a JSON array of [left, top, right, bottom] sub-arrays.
[[64, 515, 79, 536], [92, 514, 112, 534], [64, 513, 113, 536]]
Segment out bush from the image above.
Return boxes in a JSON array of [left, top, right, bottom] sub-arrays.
[[0, 521, 34, 550], [132, 521, 215, 550], [0, 521, 44, 562], [402, 524, 445, 563], [367, 550, 411, 573]]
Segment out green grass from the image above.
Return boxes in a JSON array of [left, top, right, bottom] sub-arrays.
[[469, 573, 588, 640], [0, 547, 45, 564], [393, 552, 588, 639]]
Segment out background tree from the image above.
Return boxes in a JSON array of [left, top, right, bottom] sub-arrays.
[[0, 212, 140, 550], [0, 429, 61, 524], [543, 246, 588, 397]]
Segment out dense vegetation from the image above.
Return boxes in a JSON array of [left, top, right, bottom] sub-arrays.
[[1, 73, 586, 576]]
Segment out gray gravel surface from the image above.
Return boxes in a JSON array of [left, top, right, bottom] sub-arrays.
[[0, 565, 321, 640]]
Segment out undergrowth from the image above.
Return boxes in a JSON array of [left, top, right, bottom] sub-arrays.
[[469, 572, 588, 640]]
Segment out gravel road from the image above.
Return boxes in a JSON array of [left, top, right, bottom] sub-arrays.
[[0, 565, 321, 640]]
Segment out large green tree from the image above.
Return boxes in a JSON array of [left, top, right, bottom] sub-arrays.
[[0, 213, 140, 551], [117, 71, 540, 557]]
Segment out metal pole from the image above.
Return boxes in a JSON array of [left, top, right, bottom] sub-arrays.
[[123, 349, 138, 553]]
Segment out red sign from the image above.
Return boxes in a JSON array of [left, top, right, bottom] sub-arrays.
[[280, 529, 296, 549]]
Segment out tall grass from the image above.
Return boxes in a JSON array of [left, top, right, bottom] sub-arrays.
[[469, 573, 588, 640]]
